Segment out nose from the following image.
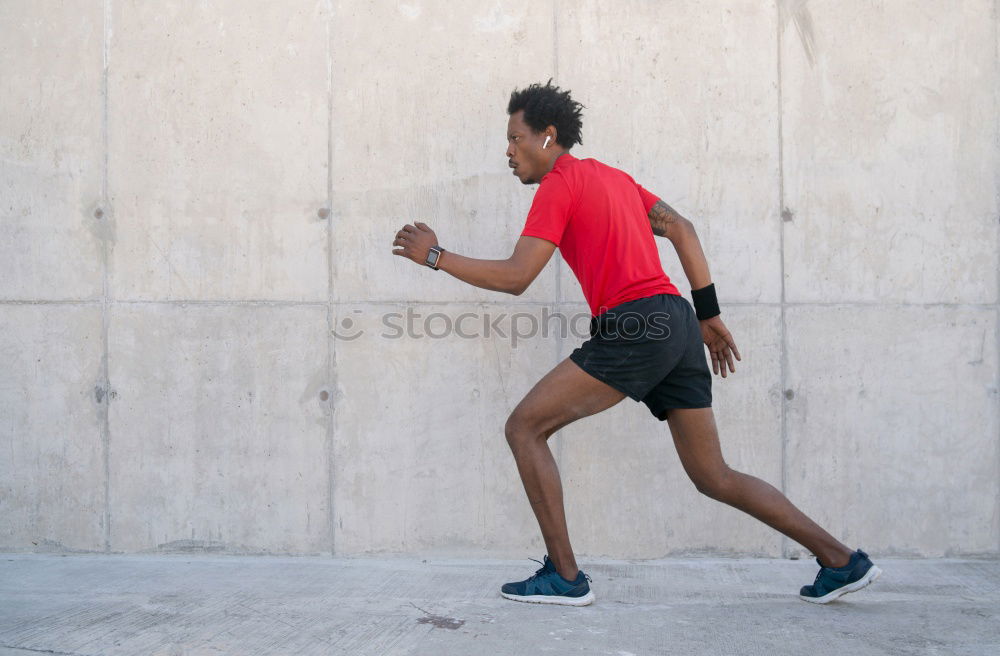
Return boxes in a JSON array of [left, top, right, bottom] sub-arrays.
[[505, 142, 514, 159]]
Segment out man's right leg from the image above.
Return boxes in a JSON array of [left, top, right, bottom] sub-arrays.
[[504, 356, 627, 582]]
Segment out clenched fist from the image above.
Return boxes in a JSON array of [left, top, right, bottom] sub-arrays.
[[391, 222, 439, 266]]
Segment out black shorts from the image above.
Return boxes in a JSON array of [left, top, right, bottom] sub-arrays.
[[569, 293, 712, 421]]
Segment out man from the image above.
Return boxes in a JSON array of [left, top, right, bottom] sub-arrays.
[[392, 81, 881, 606]]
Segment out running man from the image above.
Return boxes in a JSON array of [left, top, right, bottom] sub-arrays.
[[391, 81, 881, 606]]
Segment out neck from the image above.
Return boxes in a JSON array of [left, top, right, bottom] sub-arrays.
[[540, 149, 569, 176]]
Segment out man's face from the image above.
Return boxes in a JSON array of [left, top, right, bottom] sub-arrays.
[[506, 110, 548, 185]]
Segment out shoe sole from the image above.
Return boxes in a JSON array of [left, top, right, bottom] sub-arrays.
[[798, 565, 883, 604], [500, 590, 595, 606]]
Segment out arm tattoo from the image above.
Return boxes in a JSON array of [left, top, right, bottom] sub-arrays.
[[648, 200, 687, 239]]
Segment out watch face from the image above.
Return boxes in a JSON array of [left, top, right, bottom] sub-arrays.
[[427, 250, 439, 266]]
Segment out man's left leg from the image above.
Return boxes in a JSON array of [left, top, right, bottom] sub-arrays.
[[664, 406, 882, 602], [504, 357, 626, 582], [666, 406, 856, 568]]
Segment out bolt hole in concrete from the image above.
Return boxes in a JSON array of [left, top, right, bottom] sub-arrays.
[[94, 207, 104, 219], [317, 207, 330, 219], [319, 390, 329, 401]]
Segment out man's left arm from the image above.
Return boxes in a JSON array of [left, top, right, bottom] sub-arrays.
[[645, 199, 742, 377], [392, 221, 556, 296], [648, 199, 688, 241]]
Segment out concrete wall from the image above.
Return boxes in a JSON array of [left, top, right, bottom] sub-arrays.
[[1, 0, 997, 559]]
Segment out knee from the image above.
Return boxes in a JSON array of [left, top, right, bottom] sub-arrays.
[[503, 413, 524, 447], [504, 412, 543, 451], [693, 466, 737, 502]]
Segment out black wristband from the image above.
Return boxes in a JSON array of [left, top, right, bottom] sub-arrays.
[[691, 283, 721, 320]]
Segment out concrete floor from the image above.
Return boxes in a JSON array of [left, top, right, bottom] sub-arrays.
[[0, 553, 997, 656]]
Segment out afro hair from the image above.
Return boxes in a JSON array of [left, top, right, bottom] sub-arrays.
[[507, 79, 584, 149]]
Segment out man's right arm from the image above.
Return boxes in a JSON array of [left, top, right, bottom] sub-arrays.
[[648, 200, 713, 291]]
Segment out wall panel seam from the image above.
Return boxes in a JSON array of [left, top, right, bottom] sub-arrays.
[[326, 0, 336, 557], [100, 0, 112, 554], [776, 0, 789, 560], [994, 0, 999, 556], [552, 0, 564, 473], [4, 300, 997, 309]]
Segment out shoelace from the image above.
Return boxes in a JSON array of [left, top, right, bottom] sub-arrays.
[[810, 558, 849, 588], [526, 556, 593, 584], [526, 557, 548, 581], [810, 558, 832, 586]]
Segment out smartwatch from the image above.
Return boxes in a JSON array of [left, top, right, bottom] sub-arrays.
[[424, 245, 445, 270]]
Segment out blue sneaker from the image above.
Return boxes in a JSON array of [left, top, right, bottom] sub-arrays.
[[799, 548, 882, 604], [500, 555, 595, 606]]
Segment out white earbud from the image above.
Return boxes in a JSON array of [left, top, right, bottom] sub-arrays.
[[543, 136, 551, 149]]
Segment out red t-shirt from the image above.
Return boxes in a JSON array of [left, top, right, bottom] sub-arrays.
[[520, 153, 680, 316]]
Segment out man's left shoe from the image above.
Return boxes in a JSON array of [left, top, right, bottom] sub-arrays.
[[500, 555, 595, 606], [799, 548, 883, 604]]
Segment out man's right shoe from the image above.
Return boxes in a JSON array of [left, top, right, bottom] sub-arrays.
[[500, 555, 595, 606], [799, 548, 882, 604]]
